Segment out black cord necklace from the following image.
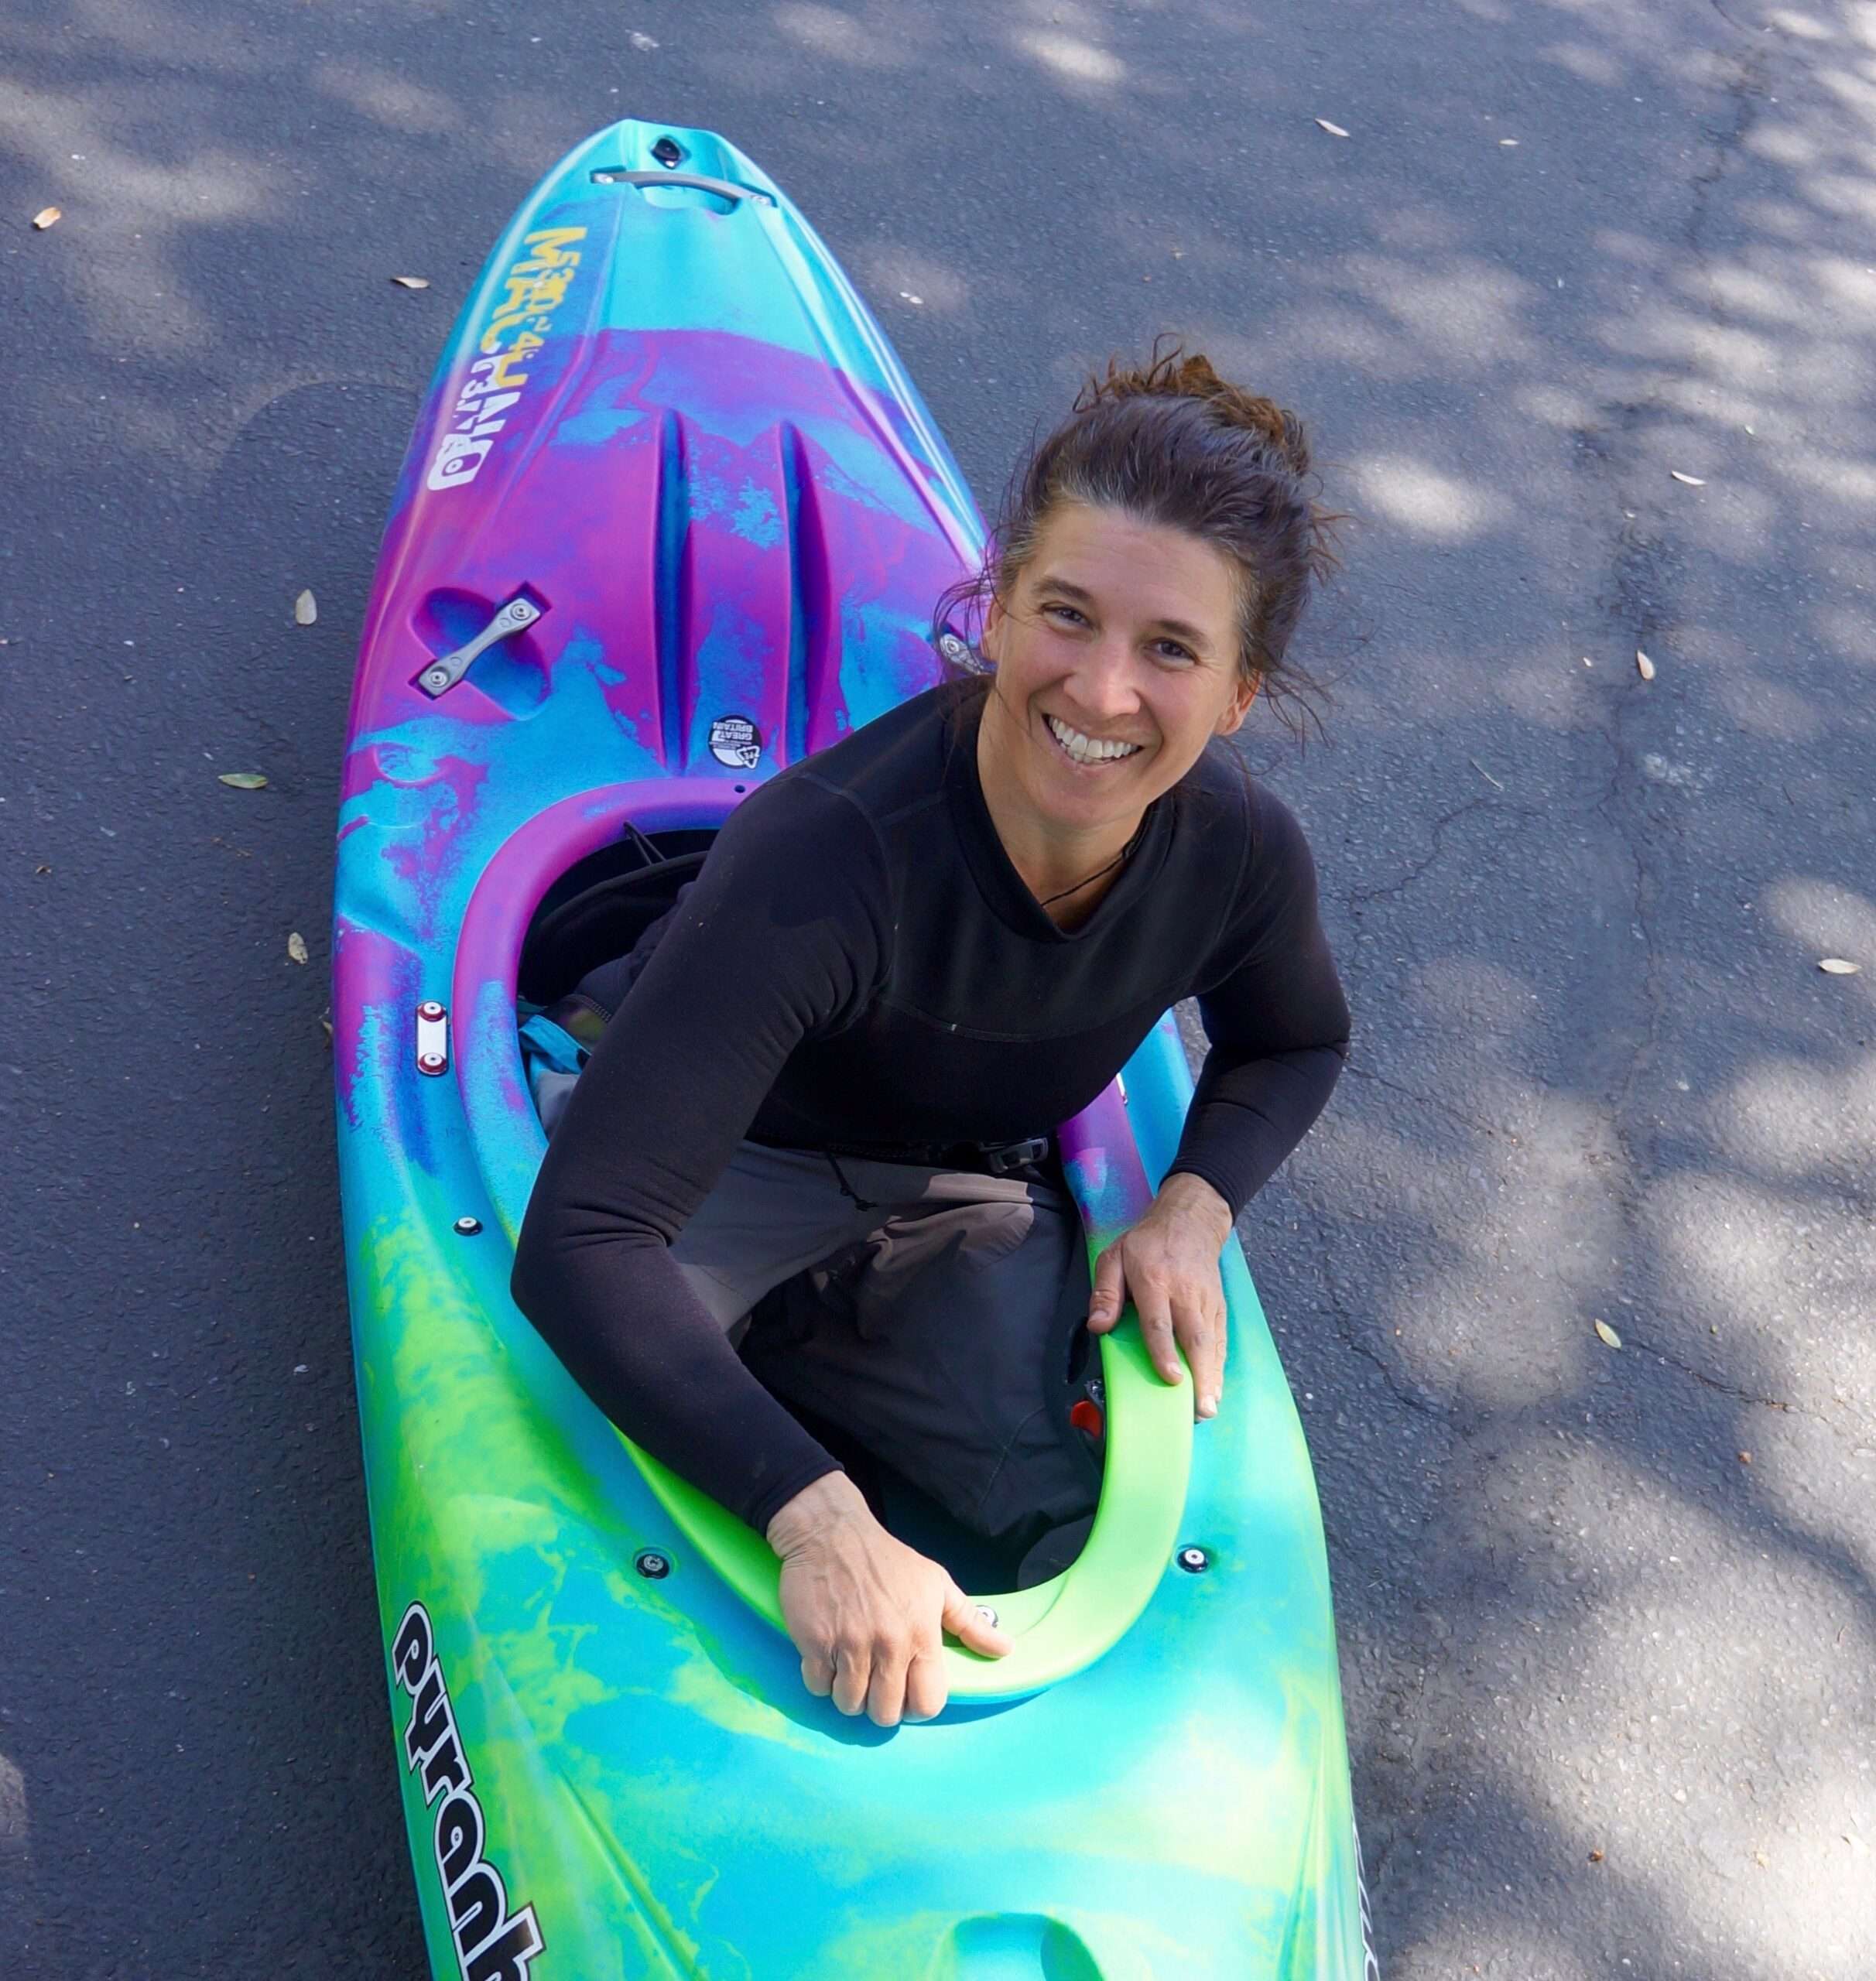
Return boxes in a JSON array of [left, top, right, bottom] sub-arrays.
[[1036, 819, 1147, 909]]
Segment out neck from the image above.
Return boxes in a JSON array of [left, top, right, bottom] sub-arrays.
[[974, 692, 1145, 918]]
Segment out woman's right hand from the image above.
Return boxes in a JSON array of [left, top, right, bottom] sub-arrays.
[[765, 1472, 1013, 1726]]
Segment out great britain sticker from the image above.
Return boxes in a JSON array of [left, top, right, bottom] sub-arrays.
[[392, 1603, 544, 1981], [708, 713, 762, 770]]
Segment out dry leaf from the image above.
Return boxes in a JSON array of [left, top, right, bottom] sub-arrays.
[[34, 863, 51, 875], [1315, 118, 1351, 138], [287, 932, 309, 966], [1636, 650, 1656, 680], [218, 772, 269, 790], [1819, 957, 1861, 975], [294, 588, 317, 625], [389, 275, 431, 289], [1737, 1450, 1752, 1464], [32, 206, 61, 230], [1594, 1319, 1623, 1350], [1670, 470, 1707, 486], [1587, 1849, 1604, 1863]]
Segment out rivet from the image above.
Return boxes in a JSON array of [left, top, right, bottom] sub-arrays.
[[454, 1216, 482, 1237], [418, 1001, 445, 1021], [975, 1604, 998, 1628], [419, 1052, 447, 1073], [635, 1550, 672, 1580], [1177, 1545, 1210, 1574]]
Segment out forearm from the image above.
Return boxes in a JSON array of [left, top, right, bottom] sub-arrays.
[[510, 1230, 842, 1535], [1166, 1039, 1347, 1221]]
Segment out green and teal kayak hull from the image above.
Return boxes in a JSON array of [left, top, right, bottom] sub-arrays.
[[333, 117, 1376, 1979]]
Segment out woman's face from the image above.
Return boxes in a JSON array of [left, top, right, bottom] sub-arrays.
[[977, 501, 1256, 837]]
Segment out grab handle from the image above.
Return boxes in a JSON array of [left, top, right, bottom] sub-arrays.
[[590, 168, 774, 207]]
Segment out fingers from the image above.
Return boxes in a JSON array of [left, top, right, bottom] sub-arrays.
[[1086, 1242, 1126, 1335], [799, 1591, 1012, 1730], [902, 1647, 949, 1724], [799, 1647, 835, 1699], [941, 1581, 1014, 1659], [865, 1645, 916, 1729], [1174, 1288, 1228, 1419], [1132, 1275, 1186, 1388]]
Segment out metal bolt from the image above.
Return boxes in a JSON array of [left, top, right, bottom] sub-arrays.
[[418, 1052, 447, 1073], [1177, 1546, 1210, 1574], [422, 669, 450, 692], [454, 1216, 482, 1237], [635, 1551, 672, 1580], [418, 1001, 445, 1021]]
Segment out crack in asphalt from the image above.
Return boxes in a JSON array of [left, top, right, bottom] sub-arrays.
[[1625, 1331, 1876, 1446], [1307, 1199, 1450, 1423], [1343, 797, 1540, 910], [1356, 37, 1799, 1943], [1341, 1060, 1521, 1148]]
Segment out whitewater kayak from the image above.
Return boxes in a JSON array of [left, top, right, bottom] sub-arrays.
[[332, 116, 1375, 1979]]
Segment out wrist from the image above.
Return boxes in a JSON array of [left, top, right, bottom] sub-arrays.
[[1155, 1170, 1234, 1244], [765, 1469, 869, 1556]]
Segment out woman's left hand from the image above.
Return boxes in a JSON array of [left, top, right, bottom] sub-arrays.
[[1085, 1173, 1235, 1420]]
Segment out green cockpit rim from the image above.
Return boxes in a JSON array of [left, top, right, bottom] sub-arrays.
[[619, 1283, 1195, 1702]]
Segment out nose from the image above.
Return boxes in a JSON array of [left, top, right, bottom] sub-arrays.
[[1062, 639, 1142, 730]]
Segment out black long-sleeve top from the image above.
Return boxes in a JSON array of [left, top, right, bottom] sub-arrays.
[[510, 677, 1350, 1535]]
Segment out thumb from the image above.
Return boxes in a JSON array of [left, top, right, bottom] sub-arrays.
[[942, 1582, 1013, 1659], [1087, 1244, 1126, 1333]]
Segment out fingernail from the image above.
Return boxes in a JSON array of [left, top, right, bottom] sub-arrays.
[[1200, 1397, 1217, 1418]]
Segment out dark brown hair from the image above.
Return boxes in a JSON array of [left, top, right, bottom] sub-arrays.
[[932, 336, 1347, 737]]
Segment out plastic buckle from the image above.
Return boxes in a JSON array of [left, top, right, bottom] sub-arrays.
[[983, 1135, 1050, 1176]]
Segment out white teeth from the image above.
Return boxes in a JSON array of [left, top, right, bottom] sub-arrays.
[[1046, 714, 1141, 764]]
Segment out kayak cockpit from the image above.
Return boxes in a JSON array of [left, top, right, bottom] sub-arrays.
[[455, 786, 1194, 1701]]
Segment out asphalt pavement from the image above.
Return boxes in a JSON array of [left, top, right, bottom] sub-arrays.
[[3, 1, 1873, 1975]]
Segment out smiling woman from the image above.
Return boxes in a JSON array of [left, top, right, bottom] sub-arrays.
[[938, 340, 1346, 925], [512, 336, 1354, 1730]]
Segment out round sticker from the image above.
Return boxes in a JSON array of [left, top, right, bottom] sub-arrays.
[[708, 715, 762, 770]]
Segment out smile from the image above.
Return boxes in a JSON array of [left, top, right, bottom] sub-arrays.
[[1045, 714, 1144, 765]]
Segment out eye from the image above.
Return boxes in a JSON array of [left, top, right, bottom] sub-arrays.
[[1154, 639, 1197, 664], [1042, 603, 1087, 626]]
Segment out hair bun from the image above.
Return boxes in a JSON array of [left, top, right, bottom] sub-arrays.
[[1073, 335, 1311, 478]]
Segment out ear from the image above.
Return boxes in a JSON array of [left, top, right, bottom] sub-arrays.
[[1215, 675, 1259, 737], [979, 592, 1007, 665]]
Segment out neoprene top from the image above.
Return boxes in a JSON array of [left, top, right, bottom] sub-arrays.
[[509, 676, 1351, 1535]]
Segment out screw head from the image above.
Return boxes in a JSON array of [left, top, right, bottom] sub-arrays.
[[418, 1051, 447, 1073], [423, 669, 449, 691], [1177, 1545, 1210, 1574], [418, 1001, 445, 1021], [635, 1550, 672, 1580], [454, 1216, 482, 1237]]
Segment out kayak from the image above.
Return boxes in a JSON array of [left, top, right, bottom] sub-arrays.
[[333, 116, 1376, 1980]]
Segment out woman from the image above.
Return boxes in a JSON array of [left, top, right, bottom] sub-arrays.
[[510, 341, 1351, 1730]]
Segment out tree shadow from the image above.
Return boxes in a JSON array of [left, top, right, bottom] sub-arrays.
[[5, 0, 1875, 1974]]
